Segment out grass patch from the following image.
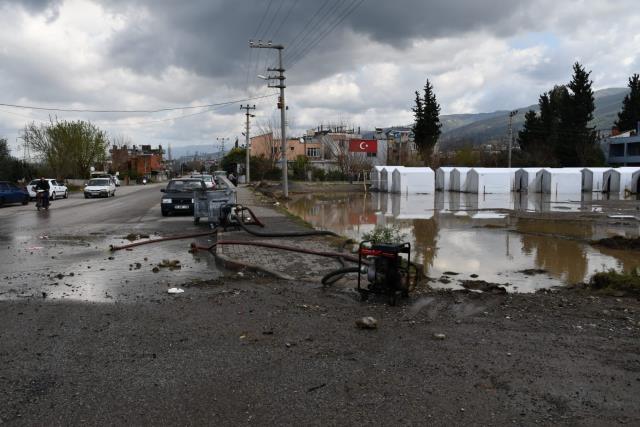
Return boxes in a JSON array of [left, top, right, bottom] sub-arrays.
[[588, 269, 640, 295]]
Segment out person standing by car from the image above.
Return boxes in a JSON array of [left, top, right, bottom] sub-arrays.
[[35, 177, 50, 208], [228, 172, 237, 186]]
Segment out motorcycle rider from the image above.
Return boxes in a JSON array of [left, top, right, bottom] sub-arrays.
[[35, 177, 50, 207]]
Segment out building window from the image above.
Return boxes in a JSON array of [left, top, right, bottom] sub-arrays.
[[367, 151, 377, 158], [306, 147, 319, 158]]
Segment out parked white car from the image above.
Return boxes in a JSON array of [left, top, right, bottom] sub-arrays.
[[84, 178, 116, 198], [27, 179, 68, 200]]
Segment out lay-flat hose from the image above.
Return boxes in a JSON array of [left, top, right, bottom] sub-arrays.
[[321, 266, 361, 286]]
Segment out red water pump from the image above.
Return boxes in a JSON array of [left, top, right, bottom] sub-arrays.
[[357, 240, 412, 304]]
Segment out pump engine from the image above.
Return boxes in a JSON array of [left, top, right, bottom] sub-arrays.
[[357, 240, 412, 304]]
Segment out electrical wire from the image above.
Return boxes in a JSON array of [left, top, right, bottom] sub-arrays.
[[288, 0, 366, 69], [0, 93, 277, 114]]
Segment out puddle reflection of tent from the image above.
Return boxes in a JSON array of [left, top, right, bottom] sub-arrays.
[[391, 194, 435, 219]]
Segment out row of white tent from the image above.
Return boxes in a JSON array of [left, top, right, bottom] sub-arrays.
[[371, 166, 640, 195]]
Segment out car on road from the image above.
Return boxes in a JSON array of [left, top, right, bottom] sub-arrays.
[[190, 174, 216, 190], [0, 181, 29, 207], [27, 179, 68, 200], [161, 178, 206, 216], [84, 178, 116, 198]]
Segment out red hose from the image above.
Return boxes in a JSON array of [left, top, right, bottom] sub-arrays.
[[110, 230, 217, 251], [214, 239, 364, 264]]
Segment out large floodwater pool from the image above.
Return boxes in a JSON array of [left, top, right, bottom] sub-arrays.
[[286, 192, 640, 292]]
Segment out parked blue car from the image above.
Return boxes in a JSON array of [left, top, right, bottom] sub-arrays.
[[0, 181, 30, 207]]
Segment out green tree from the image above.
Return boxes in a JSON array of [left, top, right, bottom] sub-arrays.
[[0, 138, 37, 182], [220, 147, 246, 174], [615, 73, 640, 132], [558, 63, 603, 166], [22, 119, 109, 178], [412, 79, 441, 165]]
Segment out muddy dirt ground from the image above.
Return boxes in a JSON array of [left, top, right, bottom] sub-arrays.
[[1, 276, 639, 426]]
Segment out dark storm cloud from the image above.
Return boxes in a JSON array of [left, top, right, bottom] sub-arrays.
[[2, 0, 62, 21], [98, 0, 534, 86]]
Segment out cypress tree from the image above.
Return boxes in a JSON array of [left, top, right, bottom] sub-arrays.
[[558, 63, 602, 166], [412, 79, 441, 165], [615, 73, 640, 132]]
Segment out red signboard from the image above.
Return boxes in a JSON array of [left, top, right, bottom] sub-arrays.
[[348, 139, 377, 153]]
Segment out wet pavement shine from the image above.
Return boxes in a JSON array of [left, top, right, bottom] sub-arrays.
[[286, 191, 640, 292], [0, 184, 221, 302]]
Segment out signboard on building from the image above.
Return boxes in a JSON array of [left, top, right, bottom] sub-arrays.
[[348, 139, 377, 153]]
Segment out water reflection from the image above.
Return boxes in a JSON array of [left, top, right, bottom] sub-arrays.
[[286, 191, 640, 292]]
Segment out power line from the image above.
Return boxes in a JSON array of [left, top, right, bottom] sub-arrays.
[[0, 93, 276, 114], [270, 0, 299, 40], [289, 0, 366, 69], [285, 0, 340, 62]]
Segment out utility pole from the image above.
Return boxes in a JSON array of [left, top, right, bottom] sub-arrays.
[[240, 104, 256, 184], [508, 110, 518, 168], [216, 137, 229, 159], [250, 40, 288, 198]]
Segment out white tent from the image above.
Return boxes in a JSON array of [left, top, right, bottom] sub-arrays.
[[379, 166, 404, 192], [450, 167, 472, 192], [603, 167, 640, 194], [435, 167, 455, 191], [514, 168, 543, 192], [466, 168, 514, 194], [632, 170, 640, 194], [391, 167, 435, 194], [370, 166, 386, 190], [581, 167, 611, 192], [537, 168, 582, 194]]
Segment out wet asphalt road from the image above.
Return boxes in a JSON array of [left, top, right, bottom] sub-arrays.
[[0, 184, 220, 302], [0, 183, 182, 236]]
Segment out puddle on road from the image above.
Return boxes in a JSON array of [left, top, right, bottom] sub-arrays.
[[0, 234, 221, 302], [286, 192, 640, 292]]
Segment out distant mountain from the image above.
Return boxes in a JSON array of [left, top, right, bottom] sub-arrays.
[[169, 144, 223, 160], [437, 87, 629, 150]]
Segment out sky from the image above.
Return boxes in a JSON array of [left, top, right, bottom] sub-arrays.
[[0, 0, 639, 155]]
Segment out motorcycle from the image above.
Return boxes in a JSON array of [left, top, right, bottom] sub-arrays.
[[36, 190, 50, 211]]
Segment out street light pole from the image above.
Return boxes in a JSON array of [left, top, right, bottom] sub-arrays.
[[250, 40, 288, 198], [508, 110, 518, 168]]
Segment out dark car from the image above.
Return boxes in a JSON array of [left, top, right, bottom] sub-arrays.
[[160, 178, 206, 216], [0, 181, 29, 207]]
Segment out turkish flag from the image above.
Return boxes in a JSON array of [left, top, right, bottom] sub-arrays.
[[349, 139, 377, 153]]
